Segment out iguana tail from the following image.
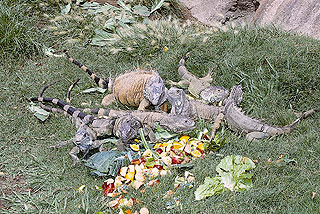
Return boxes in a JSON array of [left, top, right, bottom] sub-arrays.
[[64, 50, 112, 90], [178, 52, 190, 67], [281, 108, 318, 133], [31, 97, 94, 123]]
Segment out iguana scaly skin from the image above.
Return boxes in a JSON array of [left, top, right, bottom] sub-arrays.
[[223, 85, 318, 141], [168, 87, 224, 121], [31, 96, 142, 165], [169, 53, 229, 103], [64, 51, 167, 111], [168, 86, 318, 141], [82, 108, 196, 134]]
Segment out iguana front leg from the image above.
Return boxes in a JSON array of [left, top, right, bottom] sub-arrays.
[[138, 98, 151, 111], [50, 139, 72, 148], [168, 79, 190, 89], [69, 146, 81, 166], [91, 140, 106, 152], [199, 69, 213, 84], [209, 112, 224, 141], [101, 94, 116, 106]]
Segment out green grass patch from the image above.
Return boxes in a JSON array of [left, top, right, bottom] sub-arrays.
[[0, 2, 319, 214]]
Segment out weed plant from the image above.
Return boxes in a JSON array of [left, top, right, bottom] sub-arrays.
[[0, 1, 319, 214]]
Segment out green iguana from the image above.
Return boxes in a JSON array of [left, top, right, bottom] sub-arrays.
[[168, 86, 318, 141], [31, 95, 142, 165], [169, 53, 229, 103], [64, 51, 167, 111]]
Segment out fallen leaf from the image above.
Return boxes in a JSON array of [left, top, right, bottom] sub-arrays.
[[29, 103, 50, 121], [267, 158, 271, 163], [82, 87, 107, 94], [312, 192, 316, 199]]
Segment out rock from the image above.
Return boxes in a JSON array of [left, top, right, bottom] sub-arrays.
[[180, 0, 259, 25], [252, 0, 320, 39]]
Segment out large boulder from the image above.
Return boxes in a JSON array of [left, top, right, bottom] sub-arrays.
[[252, 0, 320, 39], [180, 0, 259, 25]]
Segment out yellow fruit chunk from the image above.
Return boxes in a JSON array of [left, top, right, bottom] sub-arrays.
[[179, 135, 190, 143], [130, 144, 140, 152], [173, 141, 184, 150], [125, 171, 135, 181], [197, 143, 204, 151], [153, 143, 162, 149], [191, 149, 202, 158]]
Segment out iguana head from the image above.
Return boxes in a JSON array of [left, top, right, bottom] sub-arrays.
[[144, 74, 167, 106], [200, 86, 229, 104], [74, 125, 94, 152], [114, 115, 142, 142], [159, 115, 195, 133], [167, 87, 188, 115]]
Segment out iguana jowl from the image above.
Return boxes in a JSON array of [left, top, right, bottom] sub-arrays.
[[31, 96, 142, 165], [169, 53, 229, 103], [64, 51, 167, 111]]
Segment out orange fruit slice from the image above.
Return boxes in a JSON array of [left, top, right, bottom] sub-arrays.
[[179, 135, 190, 143], [191, 149, 202, 158], [173, 141, 184, 150], [130, 144, 140, 152]]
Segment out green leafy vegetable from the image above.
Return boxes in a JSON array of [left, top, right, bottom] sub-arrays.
[[195, 177, 224, 200], [85, 150, 138, 177], [154, 123, 178, 139], [28, 102, 50, 121], [195, 155, 256, 200], [139, 128, 159, 159], [204, 134, 228, 151]]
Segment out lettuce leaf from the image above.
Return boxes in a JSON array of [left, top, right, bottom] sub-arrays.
[[194, 177, 224, 200], [195, 155, 255, 200]]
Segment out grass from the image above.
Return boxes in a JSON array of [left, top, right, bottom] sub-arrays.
[[0, 1, 319, 213]]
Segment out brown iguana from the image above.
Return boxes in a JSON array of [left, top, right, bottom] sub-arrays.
[[31, 95, 142, 165], [64, 50, 167, 111], [169, 53, 229, 104], [168, 86, 318, 141]]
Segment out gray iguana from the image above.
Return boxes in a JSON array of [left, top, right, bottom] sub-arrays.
[[223, 85, 318, 141], [169, 53, 229, 103], [81, 108, 196, 134], [31, 96, 142, 165], [168, 86, 318, 141], [64, 50, 167, 111]]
